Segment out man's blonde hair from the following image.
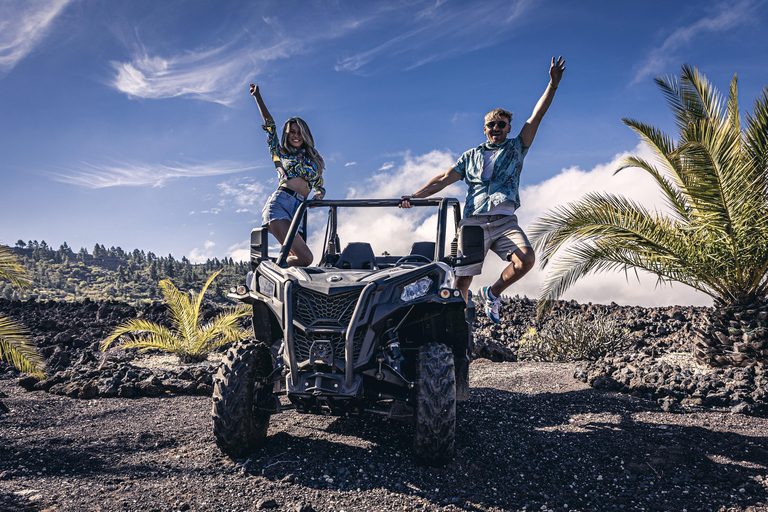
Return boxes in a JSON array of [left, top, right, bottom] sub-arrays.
[[484, 108, 512, 123]]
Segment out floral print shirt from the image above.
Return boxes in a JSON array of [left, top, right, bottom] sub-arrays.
[[453, 136, 529, 218], [262, 119, 325, 195]]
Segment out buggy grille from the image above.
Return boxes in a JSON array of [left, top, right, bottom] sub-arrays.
[[293, 288, 361, 327]]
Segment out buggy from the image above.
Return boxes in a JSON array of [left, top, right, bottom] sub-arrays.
[[212, 198, 482, 465]]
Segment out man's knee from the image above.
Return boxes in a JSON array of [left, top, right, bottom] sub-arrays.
[[520, 250, 535, 271], [507, 247, 535, 270]]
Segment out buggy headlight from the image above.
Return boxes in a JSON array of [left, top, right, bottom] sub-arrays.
[[400, 277, 432, 302], [258, 276, 275, 298]]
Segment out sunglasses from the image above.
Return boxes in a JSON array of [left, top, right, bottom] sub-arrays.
[[485, 121, 508, 129]]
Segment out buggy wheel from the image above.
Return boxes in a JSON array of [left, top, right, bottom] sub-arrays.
[[413, 342, 456, 465], [211, 340, 272, 458]]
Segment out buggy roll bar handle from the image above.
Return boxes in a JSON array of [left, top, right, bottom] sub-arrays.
[[275, 197, 462, 267]]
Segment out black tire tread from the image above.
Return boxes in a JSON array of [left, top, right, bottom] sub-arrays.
[[211, 340, 271, 458], [413, 342, 456, 465]]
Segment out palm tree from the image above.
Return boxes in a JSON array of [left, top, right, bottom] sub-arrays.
[[0, 245, 46, 378], [529, 64, 768, 368], [101, 269, 252, 363]]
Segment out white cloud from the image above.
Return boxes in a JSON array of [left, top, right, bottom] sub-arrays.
[[379, 161, 395, 171], [345, 162, 357, 167], [50, 160, 257, 188], [303, 145, 712, 307], [188, 240, 217, 263], [217, 177, 270, 214], [295, 149, 464, 261], [0, 0, 72, 75], [227, 240, 250, 264], [631, 0, 757, 85]]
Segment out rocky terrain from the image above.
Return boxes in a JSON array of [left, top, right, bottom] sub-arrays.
[[1, 297, 767, 511]]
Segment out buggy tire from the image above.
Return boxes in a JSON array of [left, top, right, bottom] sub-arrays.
[[413, 342, 456, 465], [211, 340, 272, 458]]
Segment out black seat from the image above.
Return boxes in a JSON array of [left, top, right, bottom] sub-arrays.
[[409, 241, 435, 260], [334, 242, 377, 270]]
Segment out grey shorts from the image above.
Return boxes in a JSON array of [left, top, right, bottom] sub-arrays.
[[455, 214, 531, 277], [261, 187, 305, 228]]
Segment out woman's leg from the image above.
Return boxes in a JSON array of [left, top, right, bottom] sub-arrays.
[[267, 219, 313, 267]]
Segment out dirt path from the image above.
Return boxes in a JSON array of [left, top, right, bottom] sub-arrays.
[[1, 360, 767, 512]]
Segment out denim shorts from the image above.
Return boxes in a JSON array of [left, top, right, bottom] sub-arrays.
[[455, 214, 531, 277], [262, 187, 305, 229]]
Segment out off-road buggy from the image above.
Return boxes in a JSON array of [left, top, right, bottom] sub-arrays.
[[212, 198, 483, 465]]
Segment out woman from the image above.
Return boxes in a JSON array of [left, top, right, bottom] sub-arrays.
[[250, 84, 325, 267]]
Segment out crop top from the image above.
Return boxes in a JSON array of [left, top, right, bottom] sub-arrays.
[[262, 119, 325, 195]]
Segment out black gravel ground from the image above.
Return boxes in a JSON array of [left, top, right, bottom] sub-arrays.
[[2, 360, 767, 512], [1, 298, 767, 511]]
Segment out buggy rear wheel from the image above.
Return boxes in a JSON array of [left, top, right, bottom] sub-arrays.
[[211, 340, 272, 458], [413, 342, 456, 465]]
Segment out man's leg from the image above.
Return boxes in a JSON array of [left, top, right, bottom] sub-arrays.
[[456, 275, 474, 303], [489, 246, 535, 298]]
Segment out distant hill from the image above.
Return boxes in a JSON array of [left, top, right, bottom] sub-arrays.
[[4, 240, 248, 305]]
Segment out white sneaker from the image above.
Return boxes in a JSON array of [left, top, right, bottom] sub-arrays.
[[479, 286, 501, 323]]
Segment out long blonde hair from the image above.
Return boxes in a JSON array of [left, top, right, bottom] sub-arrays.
[[281, 117, 325, 175]]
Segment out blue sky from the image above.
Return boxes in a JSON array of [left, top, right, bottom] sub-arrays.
[[1, 0, 767, 307]]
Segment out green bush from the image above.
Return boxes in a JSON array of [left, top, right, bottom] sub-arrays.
[[518, 311, 632, 362]]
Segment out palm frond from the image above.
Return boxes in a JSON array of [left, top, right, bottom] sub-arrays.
[[0, 245, 32, 289], [158, 279, 197, 343], [728, 73, 740, 134], [100, 319, 175, 351], [615, 155, 691, 221], [0, 315, 46, 378]]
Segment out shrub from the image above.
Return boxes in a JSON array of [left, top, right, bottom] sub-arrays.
[[518, 311, 632, 362]]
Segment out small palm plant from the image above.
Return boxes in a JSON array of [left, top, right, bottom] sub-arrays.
[[529, 64, 768, 368], [101, 269, 251, 363], [0, 245, 46, 378]]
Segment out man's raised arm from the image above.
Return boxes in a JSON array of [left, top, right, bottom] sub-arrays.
[[399, 168, 462, 208], [519, 56, 565, 148]]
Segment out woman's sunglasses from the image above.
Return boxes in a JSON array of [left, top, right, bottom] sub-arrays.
[[485, 121, 508, 129]]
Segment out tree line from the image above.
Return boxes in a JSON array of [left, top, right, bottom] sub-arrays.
[[4, 240, 249, 304]]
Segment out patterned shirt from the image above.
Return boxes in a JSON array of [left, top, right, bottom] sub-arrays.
[[262, 119, 325, 195], [453, 136, 528, 218]]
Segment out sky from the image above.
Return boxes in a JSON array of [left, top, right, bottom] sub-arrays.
[[2, 0, 767, 308]]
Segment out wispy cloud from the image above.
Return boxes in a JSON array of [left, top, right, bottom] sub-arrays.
[[631, 0, 758, 85], [0, 0, 72, 76], [50, 160, 257, 188], [217, 177, 269, 214], [334, 0, 530, 74], [109, 37, 294, 106]]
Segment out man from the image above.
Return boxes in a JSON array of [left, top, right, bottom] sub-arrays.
[[400, 56, 565, 323]]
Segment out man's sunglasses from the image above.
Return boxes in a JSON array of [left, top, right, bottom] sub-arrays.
[[485, 121, 508, 129]]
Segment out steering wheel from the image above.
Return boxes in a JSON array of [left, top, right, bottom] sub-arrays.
[[395, 254, 432, 266]]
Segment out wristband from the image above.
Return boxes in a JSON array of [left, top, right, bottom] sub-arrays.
[[549, 82, 558, 90]]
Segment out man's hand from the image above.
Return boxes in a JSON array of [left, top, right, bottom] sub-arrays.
[[399, 195, 414, 208], [249, 83, 260, 97], [311, 192, 324, 201], [549, 56, 565, 87]]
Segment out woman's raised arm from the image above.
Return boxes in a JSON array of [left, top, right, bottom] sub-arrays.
[[250, 84, 273, 123]]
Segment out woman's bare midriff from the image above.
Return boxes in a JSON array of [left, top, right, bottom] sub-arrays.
[[283, 177, 312, 198]]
